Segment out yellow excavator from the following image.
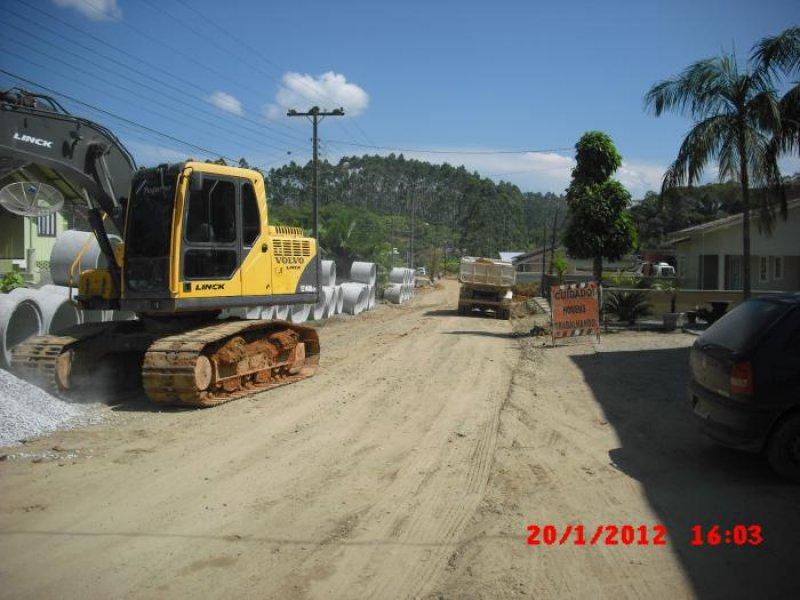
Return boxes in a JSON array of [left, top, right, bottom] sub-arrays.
[[1, 89, 319, 406]]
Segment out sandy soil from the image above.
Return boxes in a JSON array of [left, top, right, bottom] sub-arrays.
[[1, 280, 798, 599]]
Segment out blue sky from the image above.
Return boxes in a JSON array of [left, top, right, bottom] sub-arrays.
[[1, 0, 798, 197]]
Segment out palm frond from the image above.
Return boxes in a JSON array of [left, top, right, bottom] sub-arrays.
[[645, 58, 733, 119], [751, 27, 800, 77], [661, 114, 733, 193]]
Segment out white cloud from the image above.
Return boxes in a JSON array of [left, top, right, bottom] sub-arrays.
[[616, 160, 666, 197], [53, 0, 122, 21], [207, 91, 244, 116], [265, 72, 369, 119]]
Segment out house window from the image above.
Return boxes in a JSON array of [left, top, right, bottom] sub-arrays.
[[774, 256, 783, 281], [36, 213, 57, 237], [759, 256, 768, 282]]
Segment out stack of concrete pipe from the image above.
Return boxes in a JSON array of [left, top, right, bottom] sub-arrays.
[[384, 268, 416, 304], [0, 283, 104, 368], [340, 261, 377, 316]]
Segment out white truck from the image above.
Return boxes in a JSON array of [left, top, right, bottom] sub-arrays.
[[457, 257, 516, 320]]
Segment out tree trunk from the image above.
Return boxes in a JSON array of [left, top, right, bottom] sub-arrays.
[[593, 256, 603, 284], [739, 135, 752, 300]]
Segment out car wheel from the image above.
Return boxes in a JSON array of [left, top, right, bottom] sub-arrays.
[[767, 412, 800, 483]]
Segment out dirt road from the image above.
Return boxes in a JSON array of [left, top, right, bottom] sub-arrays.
[[1, 280, 798, 599]]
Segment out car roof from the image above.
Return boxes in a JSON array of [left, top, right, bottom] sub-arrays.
[[752, 293, 800, 305]]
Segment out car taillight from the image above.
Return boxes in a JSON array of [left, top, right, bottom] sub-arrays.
[[730, 361, 754, 396]]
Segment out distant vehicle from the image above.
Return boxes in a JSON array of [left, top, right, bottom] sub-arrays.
[[634, 261, 675, 278], [415, 266, 427, 276], [689, 294, 800, 482], [457, 257, 515, 320]]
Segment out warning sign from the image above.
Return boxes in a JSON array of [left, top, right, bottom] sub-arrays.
[[551, 282, 601, 341]]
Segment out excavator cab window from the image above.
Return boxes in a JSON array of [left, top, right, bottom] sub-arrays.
[[241, 182, 260, 247], [124, 170, 176, 294], [183, 176, 238, 280]]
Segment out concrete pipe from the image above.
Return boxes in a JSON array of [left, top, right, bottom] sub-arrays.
[[274, 304, 290, 321], [289, 302, 311, 324], [82, 310, 110, 323], [244, 305, 264, 320], [341, 282, 368, 315], [312, 287, 333, 321], [366, 284, 376, 310], [33, 287, 82, 334], [321, 260, 337, 287], [388, 267, 407, 284], [384, 284, 403, 304], [0, 293, 44, 367], [321, 286, 336, 319], [261, 305, 277, 320], [50, 230, 122, 287], [9, 287, 78, 333], [109, 310, 137, 321], [334, 285, 344, 315], [350, 261, 377, 285]]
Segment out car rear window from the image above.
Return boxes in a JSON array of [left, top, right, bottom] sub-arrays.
[[701, 300, 789, 352]]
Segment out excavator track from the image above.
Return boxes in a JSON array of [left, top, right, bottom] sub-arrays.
[[142, 319, 320, 407], [10, 323, 112, 393]]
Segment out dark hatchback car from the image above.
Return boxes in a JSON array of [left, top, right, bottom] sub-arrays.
[[689, 294, 800, 482]]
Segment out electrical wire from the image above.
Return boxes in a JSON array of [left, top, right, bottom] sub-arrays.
[[325, 140, 574, 155], [7, 1, 310, 146]]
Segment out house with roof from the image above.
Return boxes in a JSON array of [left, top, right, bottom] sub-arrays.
[[0, 162, 87, 283], [669, 198, 800, 291]]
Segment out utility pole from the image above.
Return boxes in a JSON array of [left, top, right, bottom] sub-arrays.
[[548, 207, 560, 275], [287, 106, 344, 240]]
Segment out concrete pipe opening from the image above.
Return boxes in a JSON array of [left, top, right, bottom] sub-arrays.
[[0, 297, 44, 367], [49, 302, 81, 334]]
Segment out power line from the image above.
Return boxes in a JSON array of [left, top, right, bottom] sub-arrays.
[[7, 1, 310, 146], [1, 49, 305, 172], [0, 68, 261, 167], [171, 0, 374, 147], [325, 140, 574, 155], [0, 39, 304, 158]]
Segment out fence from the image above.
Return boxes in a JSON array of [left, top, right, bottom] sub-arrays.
[[602, 287, 786, 319]]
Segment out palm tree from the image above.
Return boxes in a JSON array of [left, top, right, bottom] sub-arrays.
[[752, 27, 800, 159], [645, 54, 785, 298]]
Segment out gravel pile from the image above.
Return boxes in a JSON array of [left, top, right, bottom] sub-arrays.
[[0, 369, 100, 447]]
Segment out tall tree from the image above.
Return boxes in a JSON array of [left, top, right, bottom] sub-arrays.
[[563, 131, 637, 282], [645, 53, 785, 298]]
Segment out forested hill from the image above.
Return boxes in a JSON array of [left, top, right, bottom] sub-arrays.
[[264, 154, 565, 259], [257, 154, 798, 266], [630, 175, 800, 249]]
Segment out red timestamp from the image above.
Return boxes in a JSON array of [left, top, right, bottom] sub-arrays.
[[689, 524, 763, 546], [526, 524, 668, 546]]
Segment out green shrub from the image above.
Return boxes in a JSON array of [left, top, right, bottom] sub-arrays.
[[604, 290, 651, 324], [1, 271, 26, 293]]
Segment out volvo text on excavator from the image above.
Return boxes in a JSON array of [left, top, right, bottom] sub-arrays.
[[1, 89, 320, 407]]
